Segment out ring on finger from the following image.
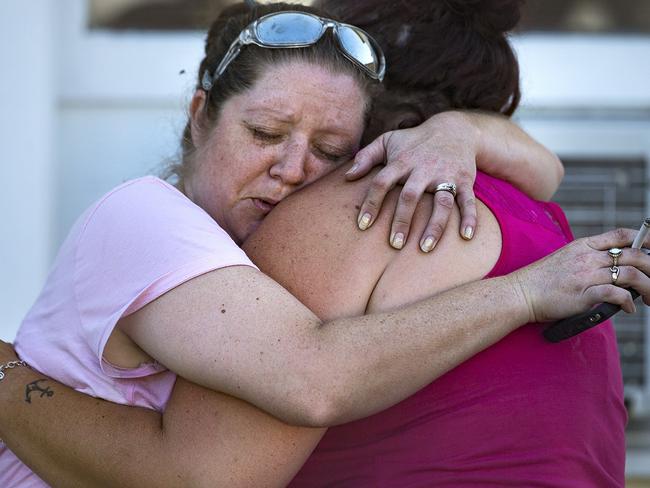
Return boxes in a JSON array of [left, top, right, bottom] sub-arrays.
[[434, 182, 457, 198], [611, 265, 620, 285], [608, 247, 622, 268]]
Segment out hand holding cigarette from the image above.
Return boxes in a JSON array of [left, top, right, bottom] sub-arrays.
[[544, 218, 650, 342]]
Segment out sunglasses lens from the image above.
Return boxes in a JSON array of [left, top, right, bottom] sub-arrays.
[[338, 26, 380, 75], [256, 13, 324, 45]]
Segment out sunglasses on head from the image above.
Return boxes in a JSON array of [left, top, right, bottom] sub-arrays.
[[201, 10, 386, 91]]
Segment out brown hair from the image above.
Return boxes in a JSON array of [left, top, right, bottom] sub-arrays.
[[166, 2, 377, 191], [318, 0, 523, 136]]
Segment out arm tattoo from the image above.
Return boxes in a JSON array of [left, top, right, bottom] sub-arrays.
[[25, 379, 54, 404]]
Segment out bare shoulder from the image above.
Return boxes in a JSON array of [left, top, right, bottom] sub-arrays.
[[369, 196, 502, 313], [243, 165, 391, 320], [244, 165, 503, 318]]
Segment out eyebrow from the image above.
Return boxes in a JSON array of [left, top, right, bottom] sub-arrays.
[[242, 107, 296, 124]]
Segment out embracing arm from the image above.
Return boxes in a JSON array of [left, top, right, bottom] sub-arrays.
[[118, 228, 648, 428], [0, 358, 322, 488], [119, 266, 530, 427], [348, 110, 564, 250], [0, 361, 168, 487], [467, 111, 564, 200]]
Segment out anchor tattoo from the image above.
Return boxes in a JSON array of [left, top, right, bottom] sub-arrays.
[[25, 379, 54, 404]]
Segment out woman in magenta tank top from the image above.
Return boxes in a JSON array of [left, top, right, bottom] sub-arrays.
[[286, 1, 626, 485], [288, 172, 625, 487]]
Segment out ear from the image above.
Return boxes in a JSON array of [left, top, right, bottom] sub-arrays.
[[189, 90, 208, 147]]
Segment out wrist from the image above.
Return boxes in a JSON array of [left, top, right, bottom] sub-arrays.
[[429, 111, 481, 155], [500, 273, 536, 326], [0, 360, 34, 404], [461, 111, 491, 163], [0, 361, 34, 442], [0, 360, 30, 381]]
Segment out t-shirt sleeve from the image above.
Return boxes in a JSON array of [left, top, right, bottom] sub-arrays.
[[73, 177, 257, 371]]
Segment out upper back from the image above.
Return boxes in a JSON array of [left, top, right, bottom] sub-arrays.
[[243, 165, 501, 319]]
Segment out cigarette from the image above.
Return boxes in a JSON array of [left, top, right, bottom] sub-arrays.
[[631, 218, 650, 249]]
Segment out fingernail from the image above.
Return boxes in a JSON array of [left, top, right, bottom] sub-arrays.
[[358, 212, 372, 230], [346, 163, 359, 175], [462, 226, 474, 240], [421, 236, 436, 253], [391, 232, 405, 250]]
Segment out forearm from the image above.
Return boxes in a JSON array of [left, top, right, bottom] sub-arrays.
[[290, 274, 530, 426], [0, 366, 173, 488], [0, 367, 322, 487], [434, 111, 564, 200], [124, 268, 531, 429]]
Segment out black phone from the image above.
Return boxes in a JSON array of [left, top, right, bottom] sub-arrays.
[[543, 244, 649, 342], [543, 290, 640, 342]]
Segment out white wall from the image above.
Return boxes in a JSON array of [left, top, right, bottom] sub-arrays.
[[515, 35, 650, 109], [0, 1, 56, 340], [53, 0, 203, 246], [0, 0, 203, 340]]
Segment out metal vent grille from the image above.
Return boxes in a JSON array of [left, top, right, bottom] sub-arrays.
[[552, 158, 647, 387]]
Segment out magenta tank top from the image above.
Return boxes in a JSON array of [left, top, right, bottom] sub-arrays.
[[289, 172, 626, 487]]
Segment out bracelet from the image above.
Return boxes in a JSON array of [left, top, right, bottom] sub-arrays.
[[0, 360, 30, 381], [0, 360, 30, 445]]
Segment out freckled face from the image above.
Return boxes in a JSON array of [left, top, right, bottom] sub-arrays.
[[186, 61, 367, 244]]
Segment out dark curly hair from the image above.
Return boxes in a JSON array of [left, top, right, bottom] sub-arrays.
[[318, 0, 524, 137]]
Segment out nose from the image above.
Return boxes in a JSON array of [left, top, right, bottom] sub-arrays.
[[269, 141, 309, 186]]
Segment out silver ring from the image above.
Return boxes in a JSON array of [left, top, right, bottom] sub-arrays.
[[434, 182, 457, 198], [608, 247, 622, 268], [611, 266, 620, 285]]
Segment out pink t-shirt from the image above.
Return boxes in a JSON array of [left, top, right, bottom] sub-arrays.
[[0, 176, 256, 487], [290, 172, 627, 487]]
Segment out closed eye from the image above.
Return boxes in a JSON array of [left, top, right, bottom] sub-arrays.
[[247, 126, 283, 143], [314, 146, 349, 163]]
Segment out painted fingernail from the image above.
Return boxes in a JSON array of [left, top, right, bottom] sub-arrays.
[[391, 232, 405, 250], [462, 226, 474, 240], [421, 236, 436, 253], [346, 163, 359, 175], [358, 212, 372, 230]]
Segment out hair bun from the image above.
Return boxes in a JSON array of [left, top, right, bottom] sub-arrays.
[[441, 0, 524, 36], [319, 0, 523, 116]]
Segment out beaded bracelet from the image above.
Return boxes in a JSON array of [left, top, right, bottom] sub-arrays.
[[0, 360, 30, 381], [0, 360, 30, 444]]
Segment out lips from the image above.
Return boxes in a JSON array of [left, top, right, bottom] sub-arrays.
[[252, 198, 278, 214]]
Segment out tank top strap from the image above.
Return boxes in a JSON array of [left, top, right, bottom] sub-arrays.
[[473, 171, 573, 277]]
